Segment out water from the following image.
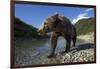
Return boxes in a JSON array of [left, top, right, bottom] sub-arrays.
[[14, 37, 90, 66], [14, 38, 49, 65]]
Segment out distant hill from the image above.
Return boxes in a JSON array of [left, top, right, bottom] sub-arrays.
[[75, 17, 95, 35], [14, 17, 38, 37], [14, 17, 49, 38]]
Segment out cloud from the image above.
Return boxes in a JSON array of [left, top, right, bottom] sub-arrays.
[[85, 8, 93, 12], [72, 8, 93, 24], [72, 13, 89, 23]]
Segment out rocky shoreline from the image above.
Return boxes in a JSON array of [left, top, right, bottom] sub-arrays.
[[39, 32, 95, 64], [15, 32, 95, 66]]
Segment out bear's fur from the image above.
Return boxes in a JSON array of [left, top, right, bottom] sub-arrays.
[[38, 13, 77, 58]]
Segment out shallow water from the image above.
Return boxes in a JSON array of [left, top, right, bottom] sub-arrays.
[[14, 38, 50, 65], [14, 37, 90, 66]]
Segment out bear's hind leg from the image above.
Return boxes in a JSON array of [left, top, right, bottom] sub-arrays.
[[72, 36, 76, 47], [61, 36, 71, 54]]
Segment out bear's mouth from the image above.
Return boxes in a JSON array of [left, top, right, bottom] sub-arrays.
[[45, 28, 50, 32]]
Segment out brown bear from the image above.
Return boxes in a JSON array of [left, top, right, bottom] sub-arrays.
[[38, 13, 77, 58]]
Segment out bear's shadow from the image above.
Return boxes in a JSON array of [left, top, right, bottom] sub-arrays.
[[71, 43, 94, 52]]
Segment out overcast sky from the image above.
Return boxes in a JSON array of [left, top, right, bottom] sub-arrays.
[[15, 3, 94, 28]]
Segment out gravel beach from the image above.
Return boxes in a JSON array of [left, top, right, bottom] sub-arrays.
[[14, 32, 95, 66]]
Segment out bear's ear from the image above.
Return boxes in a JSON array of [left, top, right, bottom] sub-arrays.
[[54, 12, 59, 18], [53, 12, 59, 21]]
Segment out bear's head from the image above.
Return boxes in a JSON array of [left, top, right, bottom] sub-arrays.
[[38, 13, 59, 35]]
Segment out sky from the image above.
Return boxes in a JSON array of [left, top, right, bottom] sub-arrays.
[[15, 3, 94, 28]]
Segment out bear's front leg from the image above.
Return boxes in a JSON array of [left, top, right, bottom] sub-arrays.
[[48, 32, 59, 58]]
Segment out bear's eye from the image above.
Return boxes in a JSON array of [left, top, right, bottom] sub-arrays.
[[44, 22, 46, 24], [44, 22, 48, 25]]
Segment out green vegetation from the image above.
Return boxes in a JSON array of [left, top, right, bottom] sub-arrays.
[[75, 17, 95, 35], [14, 17, 49, 38], [14, 17, 38, 37]]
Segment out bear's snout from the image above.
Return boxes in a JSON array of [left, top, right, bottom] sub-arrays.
[[37, 29, 43, 35]]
